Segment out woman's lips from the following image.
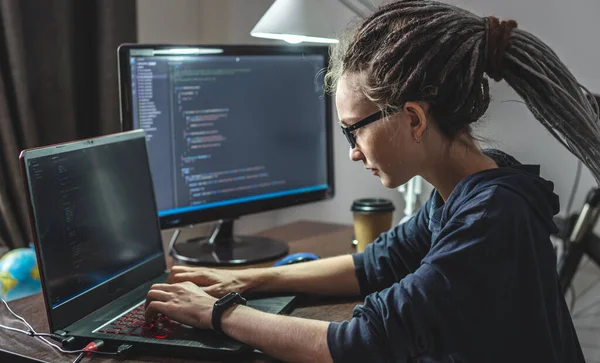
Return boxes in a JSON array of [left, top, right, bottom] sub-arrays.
[[366, 168, 378, 175]]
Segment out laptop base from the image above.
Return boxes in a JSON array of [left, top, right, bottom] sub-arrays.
[[60, 274, 296, 360]]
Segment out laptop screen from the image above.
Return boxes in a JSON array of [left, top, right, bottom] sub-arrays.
[[23, 132, 164, 310]]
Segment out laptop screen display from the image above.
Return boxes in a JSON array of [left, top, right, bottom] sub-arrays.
[[25, 135, 163, 309]]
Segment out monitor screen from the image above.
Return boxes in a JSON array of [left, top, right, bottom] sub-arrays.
[[22, 132, 164, 310], [118, 45, 334, 229]]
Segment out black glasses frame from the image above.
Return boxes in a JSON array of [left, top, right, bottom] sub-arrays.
[[340, 108, 393, 148]]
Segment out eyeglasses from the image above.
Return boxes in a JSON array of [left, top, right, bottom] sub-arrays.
[[341, 108, 392, 149]]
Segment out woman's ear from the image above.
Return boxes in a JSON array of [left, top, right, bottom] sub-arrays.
[[403, 102, 429, 142]]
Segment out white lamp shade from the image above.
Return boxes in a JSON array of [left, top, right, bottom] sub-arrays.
[[251, 0, 356, 44]]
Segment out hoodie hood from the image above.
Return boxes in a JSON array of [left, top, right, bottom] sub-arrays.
[[429, 149, 560, 234]]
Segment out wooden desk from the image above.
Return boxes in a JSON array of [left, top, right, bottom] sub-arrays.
[[0, 221, 361, 362]]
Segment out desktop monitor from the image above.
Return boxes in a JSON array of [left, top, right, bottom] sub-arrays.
[[118, 44, 334, 266]]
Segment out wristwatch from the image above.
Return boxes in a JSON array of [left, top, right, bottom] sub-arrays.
[[212, 292, 247, 334]]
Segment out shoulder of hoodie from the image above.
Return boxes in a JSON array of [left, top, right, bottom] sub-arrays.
[[440, 168, 538, 226]]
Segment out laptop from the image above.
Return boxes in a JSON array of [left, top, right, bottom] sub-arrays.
[[19, 129, 295, 359]]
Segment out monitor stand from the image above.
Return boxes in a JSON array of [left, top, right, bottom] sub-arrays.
[[169, 219, 289, 266]]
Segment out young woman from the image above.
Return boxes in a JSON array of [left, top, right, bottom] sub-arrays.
[[145, 1, 598, 362]]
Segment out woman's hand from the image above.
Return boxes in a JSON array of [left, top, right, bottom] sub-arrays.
[[145, 281, 217, 329], [168, 265, 262, 297]]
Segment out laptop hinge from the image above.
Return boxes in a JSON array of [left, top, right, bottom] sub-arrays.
[[54, 329, 69, 337]]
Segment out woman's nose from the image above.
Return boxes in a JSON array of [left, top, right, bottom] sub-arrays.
[[349, 147, 364, 162]]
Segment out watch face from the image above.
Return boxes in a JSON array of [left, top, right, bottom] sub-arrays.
[[215, 292, 241, 308]]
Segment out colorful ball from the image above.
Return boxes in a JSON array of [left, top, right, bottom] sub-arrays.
[[0, 248, 41, 301]]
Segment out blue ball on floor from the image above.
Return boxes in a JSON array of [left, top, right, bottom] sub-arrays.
[[0, 247, 42, 302]]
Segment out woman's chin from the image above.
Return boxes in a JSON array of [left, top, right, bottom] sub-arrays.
[[379, 174, 411, 189], [379, 175, 399, 189]]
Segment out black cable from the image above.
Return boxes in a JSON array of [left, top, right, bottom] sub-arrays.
[[72, 352, 85, 363]]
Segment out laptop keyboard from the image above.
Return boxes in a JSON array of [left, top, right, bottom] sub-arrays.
[[94, 295, 294, 341], [97, 304, 181, 339]]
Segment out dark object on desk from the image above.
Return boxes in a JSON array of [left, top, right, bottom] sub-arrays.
[[118, 44, 335, 266], [557, 187, 600, 293], [274, 253, 320, 266], [18, 131, 297, 360]]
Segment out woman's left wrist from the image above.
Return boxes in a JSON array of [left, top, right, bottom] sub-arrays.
[[199, 297, 218, 329], [219, 303, 246, 333]]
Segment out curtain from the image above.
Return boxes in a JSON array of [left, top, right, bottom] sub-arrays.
[[0, 0, 137, 249]]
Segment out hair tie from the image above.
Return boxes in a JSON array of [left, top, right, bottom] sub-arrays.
[[484, 16, 518, 82]]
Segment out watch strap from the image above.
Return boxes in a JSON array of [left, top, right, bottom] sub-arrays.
[[212, 292, 246, 334]]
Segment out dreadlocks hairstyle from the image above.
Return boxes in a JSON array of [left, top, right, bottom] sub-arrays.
[[325, 0, 600, 184]]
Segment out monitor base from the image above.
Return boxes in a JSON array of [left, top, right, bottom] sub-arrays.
[[168, 219, 288, 266]]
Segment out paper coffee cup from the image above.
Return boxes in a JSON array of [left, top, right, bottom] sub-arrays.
[[351, 198, 395, 252]]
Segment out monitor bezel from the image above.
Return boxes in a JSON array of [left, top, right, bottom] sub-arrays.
[[118, 44, 335, 229]]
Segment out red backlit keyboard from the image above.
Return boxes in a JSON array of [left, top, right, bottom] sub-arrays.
[[98, 305, 181, 339]]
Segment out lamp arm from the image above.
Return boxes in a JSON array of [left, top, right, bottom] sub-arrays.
[[355, 0, 377, 11], [338, 0, 372, 18]]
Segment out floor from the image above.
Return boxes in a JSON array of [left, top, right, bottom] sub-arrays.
[[570, 256, 600, 362]]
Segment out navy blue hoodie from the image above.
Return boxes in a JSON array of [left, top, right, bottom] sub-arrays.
[[327, 155, 584, 362]]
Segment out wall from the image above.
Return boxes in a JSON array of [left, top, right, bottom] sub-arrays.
[[136, 0, 204, 44], [137, 0, 600, 236]]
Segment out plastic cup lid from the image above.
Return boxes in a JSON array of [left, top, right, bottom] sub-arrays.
[[351, 198, 395, 213]]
